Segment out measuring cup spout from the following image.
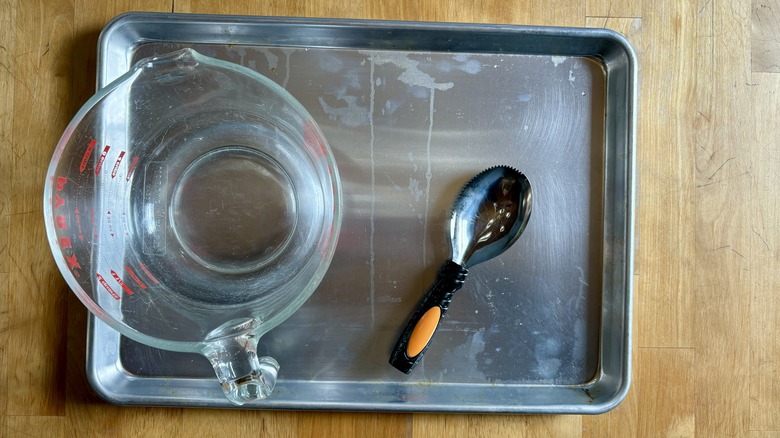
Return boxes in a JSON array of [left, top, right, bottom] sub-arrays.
[[202, 320, 279, 405]]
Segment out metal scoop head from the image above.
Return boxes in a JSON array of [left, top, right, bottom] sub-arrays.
[[450, 166, 532, 268], [389, 166, 532, 374]]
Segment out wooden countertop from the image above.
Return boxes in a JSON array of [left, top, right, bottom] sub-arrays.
[[2, 0, 779, 436]]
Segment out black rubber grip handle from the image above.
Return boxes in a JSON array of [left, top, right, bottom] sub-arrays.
[[389, 260, 468, 374]]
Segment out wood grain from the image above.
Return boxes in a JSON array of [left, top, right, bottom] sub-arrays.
[[749, 72, 780, 432], [6, 0, 73, 417], [3, 0, 780, 436], [413, 414, 581, 437], [752, 0, 780, 73], [5, 416, 65, 438], [0, 0, 15, 426], [0, 0, 13, 277], [528, 0, 584, 27], [694, 0, 754, 435], [586, 0, 641, 18], [635, 0, 696, 350], [639, 348, 696, 436]]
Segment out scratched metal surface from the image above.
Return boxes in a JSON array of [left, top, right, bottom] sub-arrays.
[[86, 13, 635, 413]]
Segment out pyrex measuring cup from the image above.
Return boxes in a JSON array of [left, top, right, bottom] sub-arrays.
[[43, 49, 342, 404]]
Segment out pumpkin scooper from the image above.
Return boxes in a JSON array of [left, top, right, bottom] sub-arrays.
[[390, 166, 533, 374]]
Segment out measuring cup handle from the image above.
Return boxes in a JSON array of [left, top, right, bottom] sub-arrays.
[[389, 260, 468, 374], [202, 334, 279, 405]]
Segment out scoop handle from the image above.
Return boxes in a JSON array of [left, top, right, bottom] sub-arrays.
[[389, 260, 468, 374]]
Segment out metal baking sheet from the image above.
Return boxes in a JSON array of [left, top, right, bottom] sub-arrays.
[[86, 12, 636, 414]]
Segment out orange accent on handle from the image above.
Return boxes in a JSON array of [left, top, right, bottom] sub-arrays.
[[407, 306, 442, 358]]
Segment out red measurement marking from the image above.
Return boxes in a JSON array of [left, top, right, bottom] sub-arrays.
[[125, 265, 147, 290], [56, 176, 67, 191], [126, 156, 139, 182], [54, 194, 65, 208], [95, 145, 111, 175], [80, 139, 96, 173], [106, 210, 114, 237], [138, 262, 160, 285], [74, 208, 83, 240], [121, 212, 128, 237], [111, 269, 135, 295], [96, 273, 120, 300], [111, 151, 126, 178], [59, 237, 72, 249], [66, 253, 81, 270], [56, 215, 67, 229], [304, 121, 327, 156]]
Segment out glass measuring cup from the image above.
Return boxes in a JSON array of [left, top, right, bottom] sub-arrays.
[[43, 49, 342, 405]]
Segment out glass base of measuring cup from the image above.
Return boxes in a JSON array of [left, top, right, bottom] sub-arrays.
[[171, 146, 297, 274], [128, 111, 325, 307]]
